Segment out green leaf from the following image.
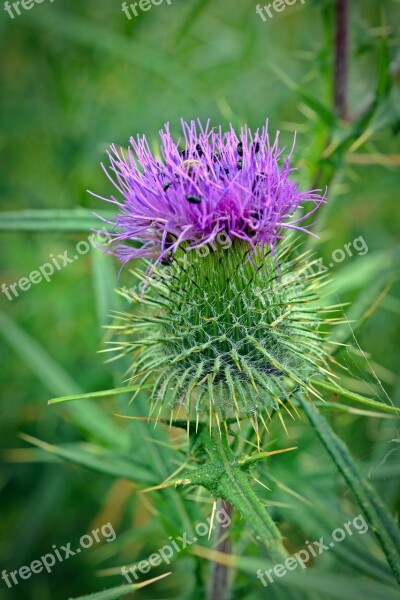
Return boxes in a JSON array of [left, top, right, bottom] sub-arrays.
[[310, 401, 398, 419], [310, 379, 400, 415], [48, 386, 151, 405], [19, 435, 155, 484], [91, 250, 121, 327], [67, 573, 171, 600], [232, 555, 400, 600], [298, 396, 400, 584], [0, 209, 114, 232], [0, 312, 129, 449], [270, 64, 336, 127]]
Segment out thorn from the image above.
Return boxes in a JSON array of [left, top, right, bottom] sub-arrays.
[[208, 500, 217, 540], [148, 401, 156, 419], [252, 410, 261, 450], [154, 405, 163, 428], [235, 411, 241, 429], [140, 482, 168, 494], [223, 420, 230, 438], [253, 477, 271, 491], [277, 411, 289, 436], [231, 390, 240, 414], [274, 394, 295, 420], [163, 463, 188, 485], [259, 411, 270, 434], [286, 396, 301, 418], [113, 413, 162, 423], [215, 412, 222, 437]]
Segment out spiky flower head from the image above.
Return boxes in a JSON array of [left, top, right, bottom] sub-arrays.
[[98, 119, 325, 265], [98, 119, 333, 430]]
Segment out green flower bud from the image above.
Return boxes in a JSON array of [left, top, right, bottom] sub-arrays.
[[115, 239, 331, 430]]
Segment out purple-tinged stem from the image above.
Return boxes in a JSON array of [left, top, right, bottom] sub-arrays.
[[209, 500, 233, 600], [334, 0, 349, 119]]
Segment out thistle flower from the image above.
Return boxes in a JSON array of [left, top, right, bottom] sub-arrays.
[[97, 119, 326, 265], [98, 119, 334, 431]]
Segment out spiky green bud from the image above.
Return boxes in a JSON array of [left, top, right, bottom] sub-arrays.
[[114, 240, 332, 429]]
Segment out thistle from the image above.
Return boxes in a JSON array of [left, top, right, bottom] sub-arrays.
[[98, 119, 333, 432]]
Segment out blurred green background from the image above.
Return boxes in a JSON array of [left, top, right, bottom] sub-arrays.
[[0, 0, 399, 598]]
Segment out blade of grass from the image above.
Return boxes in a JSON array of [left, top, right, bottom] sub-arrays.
[[0, 209, 114, 232], [67, 573, 171, 600], [48, 387, 151, 405]]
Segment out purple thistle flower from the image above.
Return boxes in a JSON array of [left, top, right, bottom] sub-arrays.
[[95, 119, 326, 265]]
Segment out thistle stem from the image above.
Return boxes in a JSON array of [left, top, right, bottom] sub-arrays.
[[207, 428, 287, 563], [334, 0, 349, 119], [209, 500, 233, 600]]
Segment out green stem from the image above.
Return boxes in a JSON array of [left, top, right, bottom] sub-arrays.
[[334, 0, 349, 119], [206, 428, 287, 563]]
